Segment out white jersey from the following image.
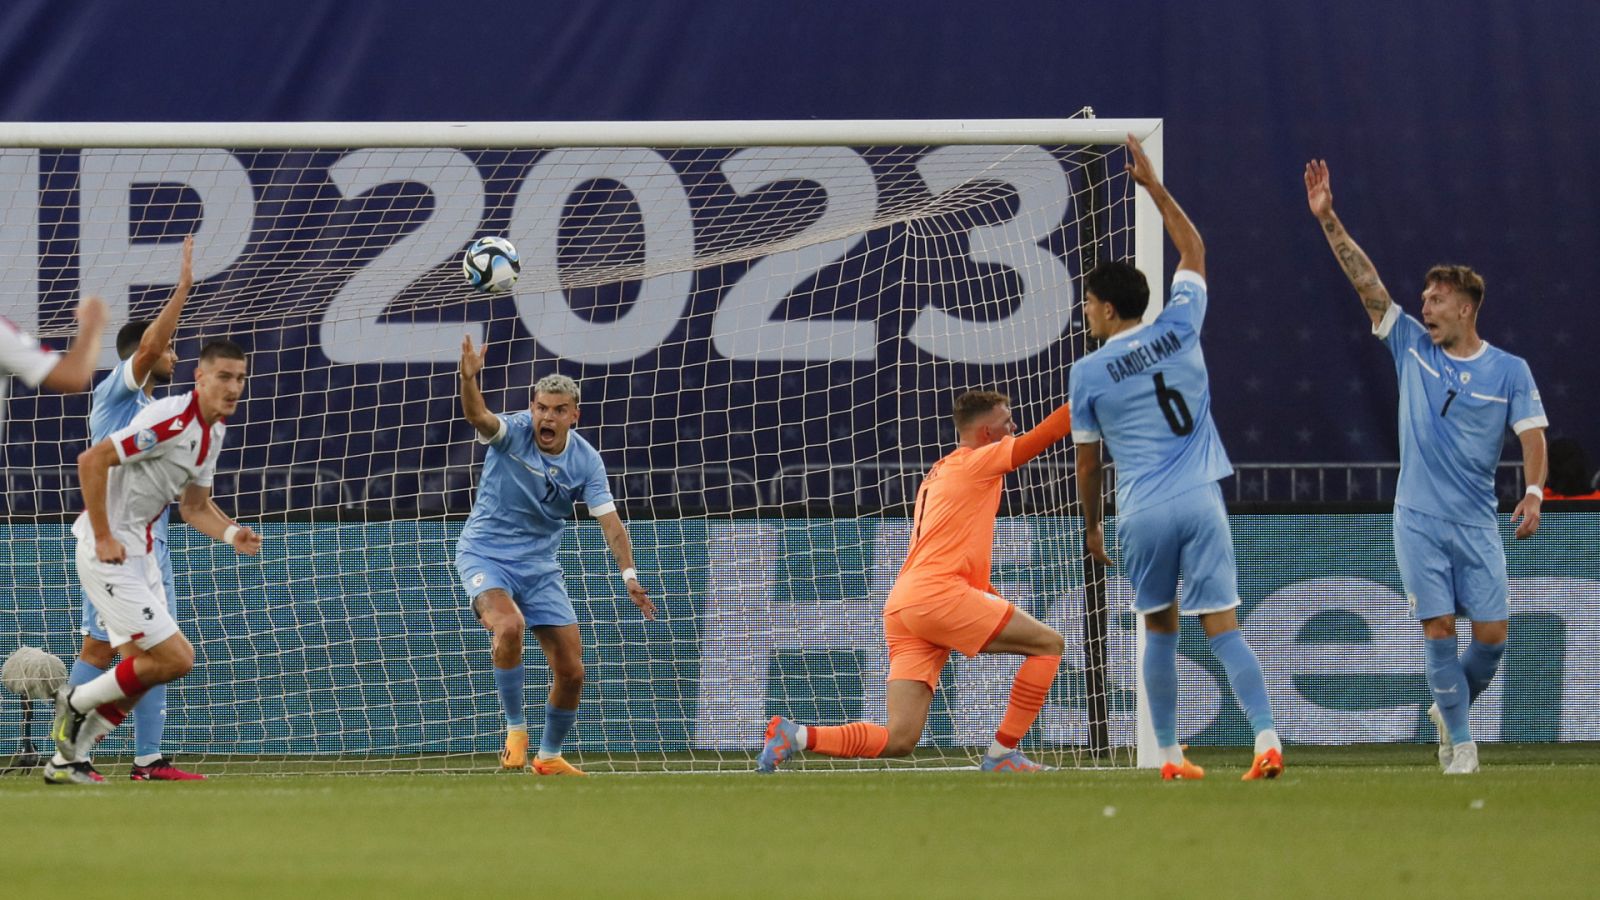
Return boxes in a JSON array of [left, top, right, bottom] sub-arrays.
[[0, 318, 61, 436], [72, 391, 225, 557]]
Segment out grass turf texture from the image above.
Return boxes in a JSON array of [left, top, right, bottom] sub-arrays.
[[2, 744, 1596, 898]]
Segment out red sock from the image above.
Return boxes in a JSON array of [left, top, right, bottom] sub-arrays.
[[995, 655, 1060, 748], [807, 722, 890, 758], [95, 704, 128, 727], [114, 657, 147, 696]]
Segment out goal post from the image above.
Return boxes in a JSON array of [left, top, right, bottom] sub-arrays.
[[0, 118, 1161, 773]]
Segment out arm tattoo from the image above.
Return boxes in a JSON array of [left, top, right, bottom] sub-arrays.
[[1322, 219, 1337, 235], [1334, 242, 1369, 278], [1331, 240, 1389, 309]]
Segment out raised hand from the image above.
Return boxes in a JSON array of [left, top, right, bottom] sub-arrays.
[[1304, 160, 1334, 219], [460, 334, 486, 380], [1124, 133, 1160, 190], [178, 235, 195, 287], [76, 295, 108, 333]]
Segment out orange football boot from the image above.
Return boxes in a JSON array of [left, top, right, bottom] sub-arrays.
[[531, 755, 587, 776], [1242, 747, 1284, 781], [500, 728, 529, 770]]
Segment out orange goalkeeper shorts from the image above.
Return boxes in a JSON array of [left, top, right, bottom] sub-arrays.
[[883, 584, 1015, 691]]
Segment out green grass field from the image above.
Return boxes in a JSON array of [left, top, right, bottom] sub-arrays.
[[3, 744, 1598, 899]]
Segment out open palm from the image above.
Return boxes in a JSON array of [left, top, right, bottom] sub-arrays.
[[1304, 160, 1333, 218]]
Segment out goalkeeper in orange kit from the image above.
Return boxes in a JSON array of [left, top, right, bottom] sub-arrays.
[[758, 390, 1071, 772]]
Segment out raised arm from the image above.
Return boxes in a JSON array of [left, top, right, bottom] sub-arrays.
[[129, 236, 194, 386], [39, 295, 108, 393], [595, 510, 655, 620], [1125, 134, 1204, 277], [1512, 427, 1547, 540], [1304, 160, 1394, 327], [1009, 401, 1073, 469], [459, 334, 500, 440], [1075, 441, 1110, 564]]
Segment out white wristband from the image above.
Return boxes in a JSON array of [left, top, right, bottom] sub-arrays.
[[621, 567, 638, 585], [1526, 485, 1544, 499], [222, 524, 240, 545]]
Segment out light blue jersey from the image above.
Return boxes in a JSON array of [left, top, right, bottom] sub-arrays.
[[1069, 270, 1233, 516], [81, 359, 175, 641], [1377, 305, 1547, 529], [89, 359, 169, 545], [456, 412, 616, 575]]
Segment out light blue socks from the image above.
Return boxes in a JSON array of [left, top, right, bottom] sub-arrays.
[[494, 663, 527, 729], [1143, 630, 1179, 748], [1209, 629, 1276, 735], [1425, 637, 1472, 745], [539, 705, 578, 758]]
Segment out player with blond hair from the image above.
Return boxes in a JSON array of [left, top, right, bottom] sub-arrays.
[[458, 338, 653, 776], [759, 388, 1072, 773], [1305, 159, 1548, 774]]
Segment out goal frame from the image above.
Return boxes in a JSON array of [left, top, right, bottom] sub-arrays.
[[0, 118, 1166, 770]]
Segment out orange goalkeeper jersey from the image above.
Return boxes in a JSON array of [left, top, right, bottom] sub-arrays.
[[891, 403, 1072, 602]]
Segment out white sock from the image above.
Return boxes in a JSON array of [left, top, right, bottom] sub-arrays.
[[986, 740, 1011, 759], [134, 753, 163, 767], [1161, 744, 1185, 766], [1254, 729, 1282, 754], [795, 725, 808, 748], [76, 711, 120, 755], [68, 671, 131, 712]]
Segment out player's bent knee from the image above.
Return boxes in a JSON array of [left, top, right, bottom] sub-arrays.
[[882, 733, 919, 757], [552, 659, 585, 689], [1041, 629, 1065, 657]]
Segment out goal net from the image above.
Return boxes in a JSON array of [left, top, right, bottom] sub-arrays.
[[0, 118, 1159, 773]]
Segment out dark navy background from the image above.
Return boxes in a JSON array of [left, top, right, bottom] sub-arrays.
[[0, 0, 1594, 508]]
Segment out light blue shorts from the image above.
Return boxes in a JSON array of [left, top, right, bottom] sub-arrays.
[[81, 541, 175, 642], [1118, 481, 1240, 616], [455, 550, 576, 629], [1393, 504, 1508, 622]]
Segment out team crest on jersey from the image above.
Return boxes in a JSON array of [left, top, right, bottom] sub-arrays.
[[135, 429, 157, 450], [1460, 372, 1472, 385], [471, 573, 485, 588], [548, 467, 558, 476]]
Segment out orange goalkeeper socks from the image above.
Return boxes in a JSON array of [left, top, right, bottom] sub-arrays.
[[807, 722, 889, 758], [995, 654, 1060, 748]]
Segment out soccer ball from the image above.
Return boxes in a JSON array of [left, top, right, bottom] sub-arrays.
[[462, 236, 521, 293]]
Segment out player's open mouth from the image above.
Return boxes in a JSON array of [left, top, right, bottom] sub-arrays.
[[538, 426, 556, 442]]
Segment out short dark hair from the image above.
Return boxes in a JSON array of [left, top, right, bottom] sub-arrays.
[[199, 339, 246, 363], [1425, 264, 1485, 308], [953, 390, 1009, 431], [1084, 261, 1150, 320], [116, 321, 150, 360]]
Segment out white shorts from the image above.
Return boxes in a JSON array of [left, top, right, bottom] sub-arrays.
[[75, 547, 179, 652]]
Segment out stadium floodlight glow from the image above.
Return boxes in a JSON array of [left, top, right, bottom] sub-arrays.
[[0, 118, 1161, 773]]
